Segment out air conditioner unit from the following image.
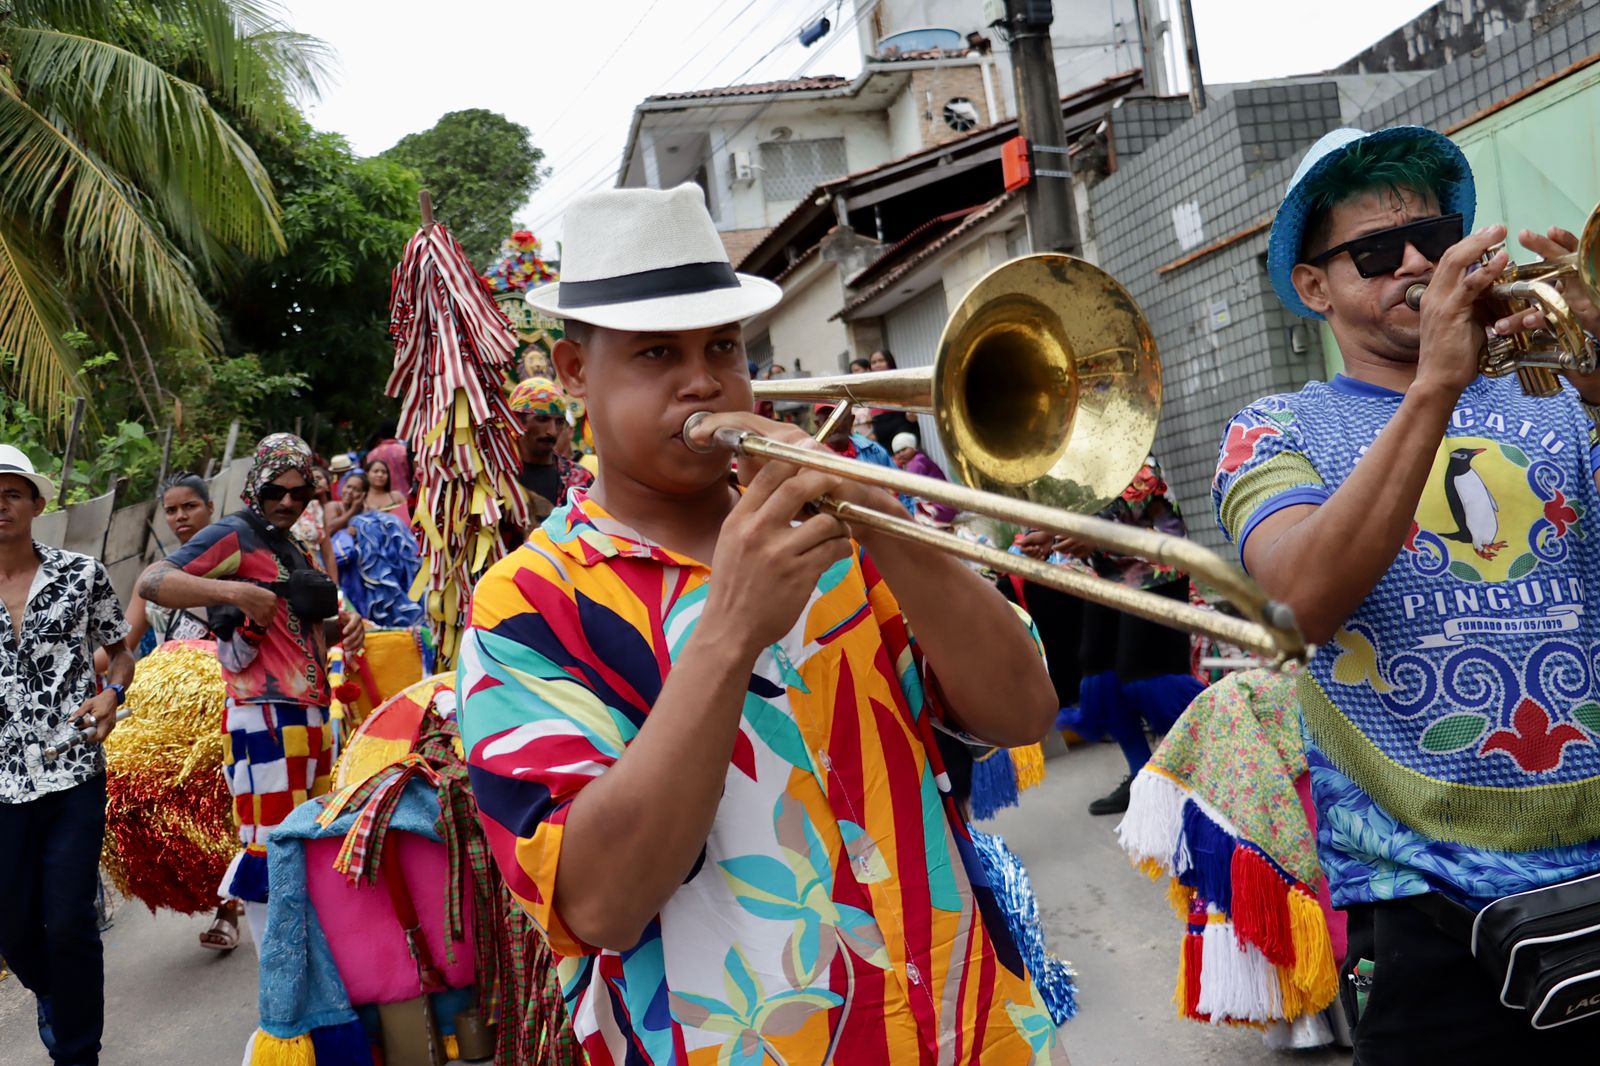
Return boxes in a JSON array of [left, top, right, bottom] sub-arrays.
[[729, 149, 755, 185]]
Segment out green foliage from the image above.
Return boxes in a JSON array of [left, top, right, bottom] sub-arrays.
[[382, 108, 547, 266], [0, 0, 319, 422], [215, 114, 420, 437], [0, 395, 159, 507], [166, 347, 308, 473]]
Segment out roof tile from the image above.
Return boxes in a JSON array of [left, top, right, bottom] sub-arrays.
[[648, 75, 849, 102]]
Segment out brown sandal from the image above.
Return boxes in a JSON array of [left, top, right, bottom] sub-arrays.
[[199, 901, 241, 952]]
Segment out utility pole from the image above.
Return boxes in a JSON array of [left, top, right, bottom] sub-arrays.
[[1175, 0, 1206, 112], [1003, 0, 1081, 255], [1134, 0, 1170, 96]]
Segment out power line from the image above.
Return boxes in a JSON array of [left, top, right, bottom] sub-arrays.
[[537, 0, 764, 145], [528, 0, 881, 236], [527, 0, 842, 234]]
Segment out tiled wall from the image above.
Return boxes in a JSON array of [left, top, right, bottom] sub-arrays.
[[1088, 1, 1600, 553]]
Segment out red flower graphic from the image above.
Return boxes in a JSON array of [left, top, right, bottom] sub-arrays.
[[1215, 423, 1281, 483], [1544, 489, 1578, 538], [1479, 698, 1590, 774], [1121, 464, 1169, 503], [1402, 520, 1420, 553]]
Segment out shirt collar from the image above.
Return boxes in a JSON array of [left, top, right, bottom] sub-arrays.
[[1329, 374, 1403, 399], [541, 489, 705, 569]]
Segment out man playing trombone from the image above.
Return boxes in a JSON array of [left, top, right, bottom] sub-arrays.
[[1213, 125, 1600, 1061], [458, 185, 1066, 1065]]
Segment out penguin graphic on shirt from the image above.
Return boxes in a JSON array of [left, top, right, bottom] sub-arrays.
[[1440, 447, 1506, 560]]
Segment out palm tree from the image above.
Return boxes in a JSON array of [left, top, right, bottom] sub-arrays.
[[0, 0, 330, 425]]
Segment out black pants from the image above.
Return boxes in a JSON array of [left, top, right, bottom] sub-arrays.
[[1079, 577, 1193, 680], [0, 774, 107, 1065], [1342, 899, 1600, 1064]]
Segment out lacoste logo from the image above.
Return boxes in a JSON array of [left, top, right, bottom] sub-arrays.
[[1565, 992, 1600, 1015]]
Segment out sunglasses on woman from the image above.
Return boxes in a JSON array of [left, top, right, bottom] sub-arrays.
[[1305, 213, 1464, 278], [258, 483, 315, 503]]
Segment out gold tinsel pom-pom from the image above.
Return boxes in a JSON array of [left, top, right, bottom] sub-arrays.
[[101, 642, 237, 915]]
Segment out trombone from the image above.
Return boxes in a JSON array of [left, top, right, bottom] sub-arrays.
[[1405, 203, 1600, 396], [691, 254, 1309, 665]]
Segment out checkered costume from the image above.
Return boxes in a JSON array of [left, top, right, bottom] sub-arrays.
[[219, 700, 334, 902]]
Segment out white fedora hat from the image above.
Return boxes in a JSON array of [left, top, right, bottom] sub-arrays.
[[0, 443, 54, 503], [528, 184, 782, 332]]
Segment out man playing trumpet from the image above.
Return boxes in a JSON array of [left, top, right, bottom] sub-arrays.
[[1213, 125, 1600, 1061]]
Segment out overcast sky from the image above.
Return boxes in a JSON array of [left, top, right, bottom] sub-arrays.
[[279, 0, 1438, 248]]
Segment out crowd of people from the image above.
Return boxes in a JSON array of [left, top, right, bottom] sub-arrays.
[[4, 118, 1600, 1066]]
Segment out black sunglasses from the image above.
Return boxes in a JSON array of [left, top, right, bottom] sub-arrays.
[[258, 483, 315, 504], [1305, 213, 1464, 278]]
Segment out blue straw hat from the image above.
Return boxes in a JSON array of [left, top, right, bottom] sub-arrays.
[[1267, 126, 1476, 320]]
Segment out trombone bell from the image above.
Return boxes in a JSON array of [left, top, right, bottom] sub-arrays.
[[936, 255, 1160, 513]]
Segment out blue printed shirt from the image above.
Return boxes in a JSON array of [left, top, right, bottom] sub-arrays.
[[1213, 373, 1600, 908]]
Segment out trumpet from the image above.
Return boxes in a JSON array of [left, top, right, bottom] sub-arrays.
[[1404, 203, 1600, 396], [692, 254, 1310, 665]]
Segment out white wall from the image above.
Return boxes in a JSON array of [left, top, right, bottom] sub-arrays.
[[939, 228, 1013, 307], [856, 0, 1148, 102], [885, 82, 925, 159], [768, 263, 852, 378], [700, 106, 894, 231]]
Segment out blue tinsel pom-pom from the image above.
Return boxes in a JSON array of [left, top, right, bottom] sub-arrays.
[[969, 749, 1020, 821], [969, 825, 1079, 1024]]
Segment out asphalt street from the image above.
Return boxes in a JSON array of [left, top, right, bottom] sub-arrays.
[[1, 739, 1349, 1065]]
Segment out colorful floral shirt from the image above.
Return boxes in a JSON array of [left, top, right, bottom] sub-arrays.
[[459, 491, 1064, 1065], [1092, 458, 1188, 589], [1213, 374, 1600, 908], [166, 513, 330, 707]]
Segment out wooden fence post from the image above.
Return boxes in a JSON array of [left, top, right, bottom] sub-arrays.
[[58, 396, 88, 501]]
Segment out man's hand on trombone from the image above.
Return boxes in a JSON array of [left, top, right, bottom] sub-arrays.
[[687, 410, 1059, 748]]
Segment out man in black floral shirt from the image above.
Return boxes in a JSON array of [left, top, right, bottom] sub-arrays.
[[0, 444, 132, 1066]]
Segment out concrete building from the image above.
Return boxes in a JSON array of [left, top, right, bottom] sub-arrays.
[[614, 0, 1600, 537], [1089, 0, 1600, 551], [615, 0, 1174, 263]]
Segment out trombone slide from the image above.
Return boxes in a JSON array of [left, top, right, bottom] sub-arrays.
[[694, 419, 1309, 664]]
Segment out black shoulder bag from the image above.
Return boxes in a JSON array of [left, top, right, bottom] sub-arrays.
[[1415, 873, 1600, 1029], [206, 512, 340, 637]]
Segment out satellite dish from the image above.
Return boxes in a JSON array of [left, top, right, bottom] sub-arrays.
[[771, 126, 793, 141]]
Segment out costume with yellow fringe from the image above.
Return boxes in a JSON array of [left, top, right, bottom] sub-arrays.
[[1116, 669, 1342, 1029]]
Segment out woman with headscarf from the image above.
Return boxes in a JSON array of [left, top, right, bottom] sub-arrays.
[[134, 433, 365, 947]]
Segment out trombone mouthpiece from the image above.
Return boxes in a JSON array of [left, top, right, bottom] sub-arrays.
[[681, 411, 718, 454], [1404, 282, 1427, 311]]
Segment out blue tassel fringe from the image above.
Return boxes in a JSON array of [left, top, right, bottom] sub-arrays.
[[226, 849, 270, 905], [310, 1019, 374, 1065], [1177, 800, 1235, 915], [969, 826, 1079, 1024], [969, 749, 1020, 822]]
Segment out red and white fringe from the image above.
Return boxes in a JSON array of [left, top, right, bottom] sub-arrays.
[[1121, 766, 1338, 1027]]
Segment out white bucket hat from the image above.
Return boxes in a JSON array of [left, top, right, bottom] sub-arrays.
[[0, 443, 54, 503], [528, 184, 782, 331]]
